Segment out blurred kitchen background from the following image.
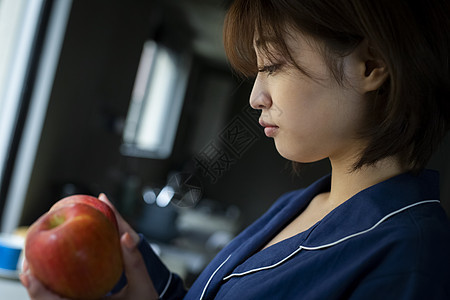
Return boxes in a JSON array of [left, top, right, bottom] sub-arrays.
[[0, 0, 449, 290]]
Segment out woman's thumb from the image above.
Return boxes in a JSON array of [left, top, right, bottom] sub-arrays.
[[118, 232, 158, 299]]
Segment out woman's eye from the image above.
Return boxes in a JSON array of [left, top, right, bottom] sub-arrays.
[[258, 64, 281, 75]]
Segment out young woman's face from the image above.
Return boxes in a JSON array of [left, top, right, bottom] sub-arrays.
[[250, 30, 368, 165]]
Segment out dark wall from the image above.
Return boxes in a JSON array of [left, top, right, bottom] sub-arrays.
[[428, 133, 450, 214]]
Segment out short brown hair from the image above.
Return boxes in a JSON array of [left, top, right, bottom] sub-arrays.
[[223, 0, 450, 171]]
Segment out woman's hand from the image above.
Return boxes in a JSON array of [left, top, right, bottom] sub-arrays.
[[20, 193, 158, 300], [97, 193, 140, 251], [20, 260, 69, 300], [98, 193, 158, 300]]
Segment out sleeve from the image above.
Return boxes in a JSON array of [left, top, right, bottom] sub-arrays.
[[110, 234, 187, 299], [348, 271, 450, 300]]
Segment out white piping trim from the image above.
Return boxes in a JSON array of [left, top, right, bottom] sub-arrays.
[[159, 272, 172, 299], [200, 254, 231, 300], [223, 200, 440, 281], [223, 247, 304, 281]]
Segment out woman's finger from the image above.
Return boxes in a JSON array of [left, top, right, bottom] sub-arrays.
[[109, 232, 158, 300], [20, 270, 69, 300], [97, 193, 139, 243], [22, 258, 29, 273], [97, 193, 118, 213]]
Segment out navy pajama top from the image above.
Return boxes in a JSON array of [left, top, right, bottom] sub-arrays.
[[136, 170, 450, 299]]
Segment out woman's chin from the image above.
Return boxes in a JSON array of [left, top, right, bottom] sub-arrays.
[[274, 143, 327, 164]]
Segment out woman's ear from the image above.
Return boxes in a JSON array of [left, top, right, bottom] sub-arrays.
[[361, 42, 389, 92]]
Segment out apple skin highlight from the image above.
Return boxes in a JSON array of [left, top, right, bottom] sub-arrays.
[[25, 196, 123, 300]]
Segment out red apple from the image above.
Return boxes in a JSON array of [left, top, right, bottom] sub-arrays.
[[25, 196, 123, 300], [50, 194, 118, 229]]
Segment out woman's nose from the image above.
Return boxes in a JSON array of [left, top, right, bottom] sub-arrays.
[[249, 76, 272, 110]]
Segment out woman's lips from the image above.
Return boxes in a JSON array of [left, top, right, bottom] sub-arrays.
[[259, 120, 279, 137], [264, 127, 279, 137]]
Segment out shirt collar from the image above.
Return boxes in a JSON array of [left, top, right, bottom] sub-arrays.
[[302, 169, 440, 247], [213, 170, 440, 293]]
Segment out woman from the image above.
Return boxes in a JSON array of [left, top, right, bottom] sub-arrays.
[[22, 0, 450, 299]]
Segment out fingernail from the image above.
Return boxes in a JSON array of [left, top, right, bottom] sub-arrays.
[[22, 259, 29, 272], [98, 193, 105, 199], [20, 272, 29, 288], [121, 232, 135, 250]]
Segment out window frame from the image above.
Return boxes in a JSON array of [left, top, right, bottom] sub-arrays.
[[0, 0, 72, 233]]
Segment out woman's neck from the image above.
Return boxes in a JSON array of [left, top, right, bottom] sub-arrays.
[[324, 156, 406, 210]]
